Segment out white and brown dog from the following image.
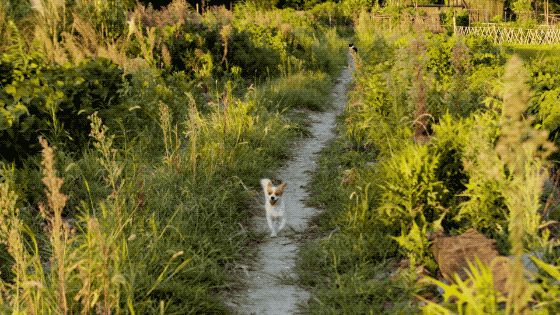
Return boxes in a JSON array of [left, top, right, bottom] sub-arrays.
[[260, 178, 287, 237]]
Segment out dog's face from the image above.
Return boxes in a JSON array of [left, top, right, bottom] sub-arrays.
[[266, 182, 287, 206]]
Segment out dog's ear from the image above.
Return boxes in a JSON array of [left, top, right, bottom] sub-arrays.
[[266, 181, 274, 194], [277, 182, 287, 195]]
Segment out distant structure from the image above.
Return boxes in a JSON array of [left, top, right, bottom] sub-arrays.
[[462, 0, 504, 23], [403, 0, 504, 23]]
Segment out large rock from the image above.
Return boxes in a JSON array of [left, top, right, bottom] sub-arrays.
[[430, 229, 510, 295]]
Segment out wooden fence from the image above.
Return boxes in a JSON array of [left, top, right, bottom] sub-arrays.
[[456, 25, 560, 45]]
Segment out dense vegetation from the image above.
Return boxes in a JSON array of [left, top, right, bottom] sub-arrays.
[[1, 0, 560, 314], [0, 0, 347, 313], [298, 9, 560, 314]]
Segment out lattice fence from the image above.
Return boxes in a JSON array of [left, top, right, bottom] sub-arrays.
[[456, 26, 560, 45]]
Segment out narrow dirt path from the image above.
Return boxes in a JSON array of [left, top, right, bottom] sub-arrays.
[[229, 54, 354, 315]]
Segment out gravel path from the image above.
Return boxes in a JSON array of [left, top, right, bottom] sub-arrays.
[[230, 54, 354, 315]]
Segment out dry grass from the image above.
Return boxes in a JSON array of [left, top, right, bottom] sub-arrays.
[[410, 37, 430, 143], [88, 112, 123, 195], [159, 102, 182, 167], [39, 137, 69, 314], [133, 0, 199, 28], [31, 0, 67, 64], [220, 24, 232, 65]]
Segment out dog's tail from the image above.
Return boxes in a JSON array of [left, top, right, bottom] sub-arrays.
[[260, 178, 271, 191]]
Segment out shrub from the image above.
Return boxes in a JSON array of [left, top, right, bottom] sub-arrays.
[[378, 144, 446, 227], [307, 1, 349, 26], [377, 144, 446, 268], [454, 112, 509, 237], [228, 29, 283, 78], [429, 115, 470, 210], [455, 9, 469, 26], [422, 55, 558, 315], [0, 57, 127, 163], [0, 2, 352, 313]]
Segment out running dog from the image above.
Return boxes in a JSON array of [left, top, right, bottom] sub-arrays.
[[260, 179, 287, 237]]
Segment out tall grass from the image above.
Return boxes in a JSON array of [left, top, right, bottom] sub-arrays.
[[0, 0, 351, 312], [499, 56, 550, 313], [38, 137, 69, 314], [0, 133, 134, 314], [422, 56, 557, 314], [299, 13, 560, 313], [0, 93, 295, 312]]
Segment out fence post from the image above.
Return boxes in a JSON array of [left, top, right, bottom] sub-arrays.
[[546, 0, 549, 25], [453, 13, 457, 34]]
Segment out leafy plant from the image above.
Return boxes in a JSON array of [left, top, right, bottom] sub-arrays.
[[0, 57, 127, 163], [422, 258, 505, 315], [422, 56, 557, 314]]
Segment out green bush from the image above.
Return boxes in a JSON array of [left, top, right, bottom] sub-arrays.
[[229, 29, 283, 78], [299, 10, 560, 314], [378, 145, 446, 228], [161, 23, 224, 77], [0, 57, 127, 162], [526, 55, 560, 165], [455, 9, 469, 26], [307, 1, 349, 26]]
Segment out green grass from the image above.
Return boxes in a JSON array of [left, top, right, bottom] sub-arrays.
[[296, 138, 418, 314], [508, 44, 560, 60], [0, 36, 347, 314], [296, 12, 560, 314], [0, 72, 330, 313], [260, 72, 335, 112]]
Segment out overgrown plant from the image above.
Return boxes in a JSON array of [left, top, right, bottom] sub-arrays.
[[0, 137, 130, 314], [299, 19, 560, 314], [422, 56, 557, 314], [422, 259, 505, 314], [0, 166, 51, 313], [0, 2, 365, 313], [38, 137, 70, 314], [159, 102, 181, 167], [88, 113, 123, 195], [499, 56, 554, 313]]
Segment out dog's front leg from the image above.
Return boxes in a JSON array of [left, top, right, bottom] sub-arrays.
[[278, 216, 286, 235], [266, 213, 277, 237]]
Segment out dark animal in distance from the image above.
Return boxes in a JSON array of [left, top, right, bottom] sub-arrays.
[[349, 44, 357, 53]]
